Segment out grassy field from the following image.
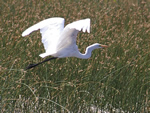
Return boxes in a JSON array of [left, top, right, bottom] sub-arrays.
[[0, 0, 150, 112]]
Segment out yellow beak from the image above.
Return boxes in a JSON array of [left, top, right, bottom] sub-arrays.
[[100, 44, 108, 48]]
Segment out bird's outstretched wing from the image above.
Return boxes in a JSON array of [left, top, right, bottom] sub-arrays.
[[22, 17, 65, 54], [67, 18, 90, 33], [56, 18, 90, 51]]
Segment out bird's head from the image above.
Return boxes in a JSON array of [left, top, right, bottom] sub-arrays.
[[86, 43, 108, 53], [83, 43, 108, 59], [91, 43, 108, 49]]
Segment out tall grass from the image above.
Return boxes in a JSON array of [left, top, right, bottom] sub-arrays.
[[0, 0, 150, 112]]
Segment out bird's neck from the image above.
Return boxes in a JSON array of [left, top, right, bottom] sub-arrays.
[[75, 47, 93, 59]]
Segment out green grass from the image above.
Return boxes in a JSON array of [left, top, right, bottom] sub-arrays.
[[0, 0, 150, 112]]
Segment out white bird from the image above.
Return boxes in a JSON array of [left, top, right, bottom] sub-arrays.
[[22, 17, 108, 69]]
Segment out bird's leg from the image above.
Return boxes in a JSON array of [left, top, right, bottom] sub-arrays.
[[26, 57, 57, 70]]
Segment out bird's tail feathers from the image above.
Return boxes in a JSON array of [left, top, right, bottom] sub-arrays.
[[39, 53, 49, 58]]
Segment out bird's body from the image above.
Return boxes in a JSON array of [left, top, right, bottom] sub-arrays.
[[22, 17, 107, 69]]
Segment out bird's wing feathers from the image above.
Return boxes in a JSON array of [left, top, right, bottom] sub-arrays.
[[22, 18, 90, 58], [67, 18, 90, 33], [56, 18, 90, 51], [22, 17, 65, 53]]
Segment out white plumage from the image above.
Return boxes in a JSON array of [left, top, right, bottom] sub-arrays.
[[22, 17, 107, 59]]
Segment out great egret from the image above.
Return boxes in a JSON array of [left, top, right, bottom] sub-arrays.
[[22, 17, 107, 69]]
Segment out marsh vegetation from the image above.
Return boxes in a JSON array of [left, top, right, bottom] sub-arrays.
[[0, 0, 149, 112]]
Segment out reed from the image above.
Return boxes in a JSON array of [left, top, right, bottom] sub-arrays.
[[0, 0, 149, 112]]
